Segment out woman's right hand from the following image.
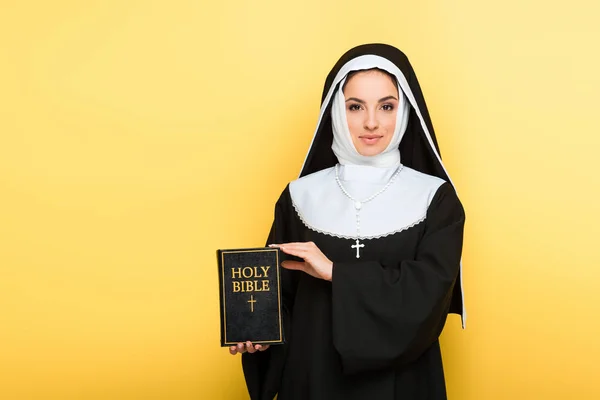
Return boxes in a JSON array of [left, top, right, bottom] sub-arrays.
[[229, 341, 270, 355]]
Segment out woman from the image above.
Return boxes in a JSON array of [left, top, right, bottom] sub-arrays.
[[231, 43, 466, 400]]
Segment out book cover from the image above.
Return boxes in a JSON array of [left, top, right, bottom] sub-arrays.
[[217, 247, 283, 346]]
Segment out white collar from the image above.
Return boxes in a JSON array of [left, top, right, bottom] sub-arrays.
[[289, 165, 444, 239]]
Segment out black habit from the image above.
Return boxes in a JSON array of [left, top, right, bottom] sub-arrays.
[[242, 43, 466, 400]]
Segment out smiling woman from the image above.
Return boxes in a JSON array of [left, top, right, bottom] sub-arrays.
[[232, 43, 466, 400], [343, 69, 401, 156]]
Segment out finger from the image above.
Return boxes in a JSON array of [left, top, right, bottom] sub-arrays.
[[281, 261, 306, 271], [278, 245, 310, 258], [282, 242, 320, 254], [270, 243, 307, 255], [258, 344, 270, 351], [272, 242, 314, 250], [237, 342, 246, 354], [246, 341, 256, 354], [280, 243, 312, 251], [278, 242, 314, 247], [229, 346, 238, 355]]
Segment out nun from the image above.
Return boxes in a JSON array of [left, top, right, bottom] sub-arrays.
[[231, 43, 466, 400]]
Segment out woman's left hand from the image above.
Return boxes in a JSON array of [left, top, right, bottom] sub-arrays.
[[269, 242, 333, 281]]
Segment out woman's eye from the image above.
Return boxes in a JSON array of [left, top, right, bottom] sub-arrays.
[[348, 104, 362, 111], [382, 104, 394, 111]]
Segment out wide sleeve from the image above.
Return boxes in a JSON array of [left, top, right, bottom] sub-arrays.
[[241, 186, 301, 400], [331, 182, 465, 375]]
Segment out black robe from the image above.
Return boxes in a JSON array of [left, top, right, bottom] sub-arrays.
[[242, 180, 465, 400]]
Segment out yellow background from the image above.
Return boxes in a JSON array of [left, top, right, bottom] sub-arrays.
[[1, 1, 599, 399]]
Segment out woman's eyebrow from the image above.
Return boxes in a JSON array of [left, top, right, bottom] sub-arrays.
[[345, 97, 365, 104], [345, 96, 398, 103]]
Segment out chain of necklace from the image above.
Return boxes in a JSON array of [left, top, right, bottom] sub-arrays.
[[334, 163, 403, 258]]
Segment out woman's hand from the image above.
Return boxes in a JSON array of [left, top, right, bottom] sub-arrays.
[[269, 242, 333, 281], [229, 341, 270, 355]]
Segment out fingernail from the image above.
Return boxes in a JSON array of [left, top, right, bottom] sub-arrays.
[[256, 345, 261, 350]]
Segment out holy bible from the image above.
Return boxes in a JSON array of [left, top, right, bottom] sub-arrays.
[[217, 247, 283, 346]]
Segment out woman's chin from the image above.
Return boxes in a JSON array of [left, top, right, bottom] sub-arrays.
[[356, 147, 386, 157]]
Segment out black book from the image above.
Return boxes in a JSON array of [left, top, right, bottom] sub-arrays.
[[217, 247, 284, 346]]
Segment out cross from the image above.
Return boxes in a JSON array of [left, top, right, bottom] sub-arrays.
[[247, 295, 257, 312], [351, 239, 365, 259]]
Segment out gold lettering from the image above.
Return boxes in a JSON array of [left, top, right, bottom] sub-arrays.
[[242, 267, 253, 279], [260, 266, 270, 277], [232, 270, 271, 293]]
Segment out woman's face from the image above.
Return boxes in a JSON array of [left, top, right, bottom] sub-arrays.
[[343, 70, 399, 157]]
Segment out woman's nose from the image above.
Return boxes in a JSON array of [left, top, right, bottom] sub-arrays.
[[364, 110, 379, 130]]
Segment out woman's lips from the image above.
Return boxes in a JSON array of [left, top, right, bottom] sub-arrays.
[[359, 135, 383, 145]]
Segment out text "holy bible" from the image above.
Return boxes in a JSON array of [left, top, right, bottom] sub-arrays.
[[231, 266, 271, 292]]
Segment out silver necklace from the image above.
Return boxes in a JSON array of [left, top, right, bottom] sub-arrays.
[[334, 163, 403, 258]]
